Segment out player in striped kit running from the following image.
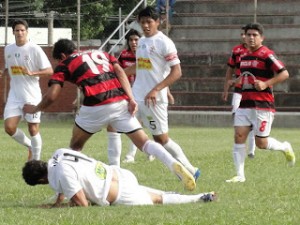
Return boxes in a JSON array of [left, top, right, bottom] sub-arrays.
[[226, 23, 296, 183]]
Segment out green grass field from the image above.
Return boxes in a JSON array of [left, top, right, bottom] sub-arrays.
[[0, 120, 299, 225]]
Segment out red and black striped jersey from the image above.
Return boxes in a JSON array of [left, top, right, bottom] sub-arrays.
[[227, 43, 247, 93], [49, 50, 128, 106], [239, 45, 286, 111], [118, 49, 136, 86]]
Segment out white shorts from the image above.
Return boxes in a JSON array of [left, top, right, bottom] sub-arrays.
[[112, 166, 153, 206], [75, 100, 142, 134], [231, 93, 242, 114], [4, 100, 41, 123], [137, 101, 168, 135], [234, 108, 274, 137]]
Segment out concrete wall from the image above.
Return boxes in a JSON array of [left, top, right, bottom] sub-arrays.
[[0, 27, 72, 45]]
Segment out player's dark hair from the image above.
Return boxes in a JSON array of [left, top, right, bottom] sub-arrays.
[[12, 19, 29, 31], [52, 39, 77, 60], [138, 6, 160, 21], [244, 22, 264, 35], [22, 160, 48, 186], [125, 29, 141, 50]]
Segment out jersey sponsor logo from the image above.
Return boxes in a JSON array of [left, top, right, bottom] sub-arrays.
[[241, 60, 260, 68], [95, 162, 107, 179], [10, 66, 23, 75], [124, 61, 135, 67], [240, 61, 252, 67], [123, 52, 132, 57], [137, 57, 152, 70]]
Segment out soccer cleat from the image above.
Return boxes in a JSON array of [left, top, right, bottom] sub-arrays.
[[27, 147, 32, 161], [147, 155, 155, 162], [194, 168, 201, 181], [172, 162, 196, 191], [225, 176, 246, 183], [200, 192, 216, 202], [123, 156, 135, 163], [283, 142, 296, 167], [248, 153, 255, 159]]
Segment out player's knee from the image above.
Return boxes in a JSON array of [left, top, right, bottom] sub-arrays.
[[28, 125, 39, 136], [153, 134, 168, 145], [255, 143, 266, 149], [128, 130, 149, 150], [255, 138, 267, 149], [69, 142, 83, 151], [4, 126, 16, 136]]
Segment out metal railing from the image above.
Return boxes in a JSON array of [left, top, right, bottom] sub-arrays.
[[99, 0, 147, 53]]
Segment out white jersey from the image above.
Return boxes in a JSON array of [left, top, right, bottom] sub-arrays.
[[47, 148, 113, 206], [132, 31, 180, 103], [4, 41, 51, 103]]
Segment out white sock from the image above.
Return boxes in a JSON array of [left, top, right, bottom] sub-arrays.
[[125, 140, 137, 159], [142, 140, 176, 171], [233, 143, 246, 179], [11, 128, 31, 148], [107, 132, 122, 166], [163, 139, 196, 175], [162, 193, 204, 204], [31, 133, 42, 160], [266, 137, 286, 151], [247, 130, 256, 155]]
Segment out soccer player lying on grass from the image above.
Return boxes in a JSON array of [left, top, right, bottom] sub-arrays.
[[23, 38, 196, 191], [22, 148, 216, 207]]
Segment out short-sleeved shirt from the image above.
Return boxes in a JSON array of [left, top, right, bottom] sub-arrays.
[[118, 49, 136, 86], [4, 41, 52, 103], [48, 148, 113, 206], [239, 45, 286, 111], [133, 31, 180, 103], [49, 50, 128, 106], [227, 43, 248, 93]]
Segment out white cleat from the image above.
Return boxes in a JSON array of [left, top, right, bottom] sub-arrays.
[[147, 155, 155, 162], [123, 156, 135, 163], [283, 142, 296, 167], [225, 176, 246, 183]]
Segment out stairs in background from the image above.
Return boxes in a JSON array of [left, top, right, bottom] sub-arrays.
[[168, 0, 300, 112]]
